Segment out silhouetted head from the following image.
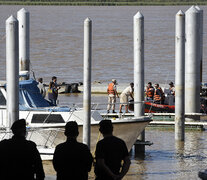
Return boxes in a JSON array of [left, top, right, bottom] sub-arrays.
[[65, 121, 79, 138], [99, 120, 113, 135], [11, 119, 26, 136]]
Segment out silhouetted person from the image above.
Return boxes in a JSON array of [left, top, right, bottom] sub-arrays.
[[53, 121, 93, 180], [0, 119, 45, 180], [95, 120, 131, 180]]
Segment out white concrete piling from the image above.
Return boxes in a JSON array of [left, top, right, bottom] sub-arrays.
[[134, 11, 144, 117], [185, 6, 200, 113], [83, 18, 92, 148], [17, 8, 30, 80], [175, 10, 185, 141], [133, 12, 145, 154], [195, 6, 203, 83], [6, 15, 19, 128]]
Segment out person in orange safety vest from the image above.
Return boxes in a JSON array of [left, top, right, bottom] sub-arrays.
[[145, 82, 154, 101], [153, 83, 165, 104], [107, 79, 119, 113]]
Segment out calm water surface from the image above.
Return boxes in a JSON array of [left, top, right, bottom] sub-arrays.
[[1, 5, 207, 179], [44, 124, 207, 180], [127, 129, 207, 180], [0, 6, 207, 84]]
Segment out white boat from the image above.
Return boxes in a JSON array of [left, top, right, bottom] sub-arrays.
[[0, 79, 151, 159]]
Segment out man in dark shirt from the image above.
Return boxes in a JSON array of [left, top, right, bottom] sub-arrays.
[[53, 121, 93, 180], [0, 119, 45, 180], [95, 120, 131, 180]]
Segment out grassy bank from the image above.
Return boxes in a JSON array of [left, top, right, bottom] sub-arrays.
[[0, 1, 206, 6]]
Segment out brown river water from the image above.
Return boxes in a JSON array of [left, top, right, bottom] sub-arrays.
[[0, 5, 207, 84], [0, 5, 207, 180]]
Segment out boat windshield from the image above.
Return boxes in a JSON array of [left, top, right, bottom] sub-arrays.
[[0, 89, 6, 105]]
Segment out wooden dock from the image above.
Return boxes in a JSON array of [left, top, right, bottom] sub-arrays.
[[101, 112, 207, 130]]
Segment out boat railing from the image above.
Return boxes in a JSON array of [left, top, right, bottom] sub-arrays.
[[27, 127, 64, 148], [26, 105, 80, 141], [90, 100, 153, 118]]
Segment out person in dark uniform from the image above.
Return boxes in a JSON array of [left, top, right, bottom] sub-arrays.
[[95, 120, 131, 180], [52, 76, 61, 90], [48, 81, 58, 106], [53, 121, 93, 180], [0, 119, 45, 180]]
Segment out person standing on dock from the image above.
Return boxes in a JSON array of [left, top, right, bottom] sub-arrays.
[[107, 79, 119, 113], [167, 82, 175, 105], [53, 121, 93, 180], [145, 82, 154, 101], [0, 119, 45, 180], [154, 83, 165, 104], [48, 81, 58, 106], [119, 82, 134, 113], [168, 81, 175, 96], [95, 120, 131, 180], [52, 76, 61, 90], [37, 77, 46, 98]]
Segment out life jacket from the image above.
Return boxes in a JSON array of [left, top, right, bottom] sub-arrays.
[[154, 87, 164, 101], [146, 87, 154, 98], [48, 88, 52, 94], [107, 83, 115, 95]]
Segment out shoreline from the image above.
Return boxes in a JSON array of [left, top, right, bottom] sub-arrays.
[[0, 1, 206, 6]]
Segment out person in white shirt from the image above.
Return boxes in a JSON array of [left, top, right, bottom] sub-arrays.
[[119, 83, 134, 113], [37, 78, 46, 98]]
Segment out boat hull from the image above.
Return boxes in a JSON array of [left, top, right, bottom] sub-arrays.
[[144, 102, 175, 113], [28, 118, 151, 151], [128, 101, 175, 113]]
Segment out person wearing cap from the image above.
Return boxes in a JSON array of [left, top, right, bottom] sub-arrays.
[[53, 121, 93, 180], [154, 83, 165, 104], [119, 82, 134, 113], [95, 120, 131, 180], [169, 81, 175, 96], [145, 82, 155, 101], [107, 79, 119, 113], [0, 119, 45, 180]]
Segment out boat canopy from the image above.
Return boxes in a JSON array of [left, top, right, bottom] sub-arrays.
[[18, 79, 70, 112]]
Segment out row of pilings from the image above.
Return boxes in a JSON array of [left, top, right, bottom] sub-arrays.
[[6, 6, 203, 148], [5, 8, 93, 147], [175, 6, 203, 142], [133, 5, 204, 148], [6, 8, 30, 129]]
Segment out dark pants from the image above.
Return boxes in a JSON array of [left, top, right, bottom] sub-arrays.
[[49, 99, 57, 106]]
